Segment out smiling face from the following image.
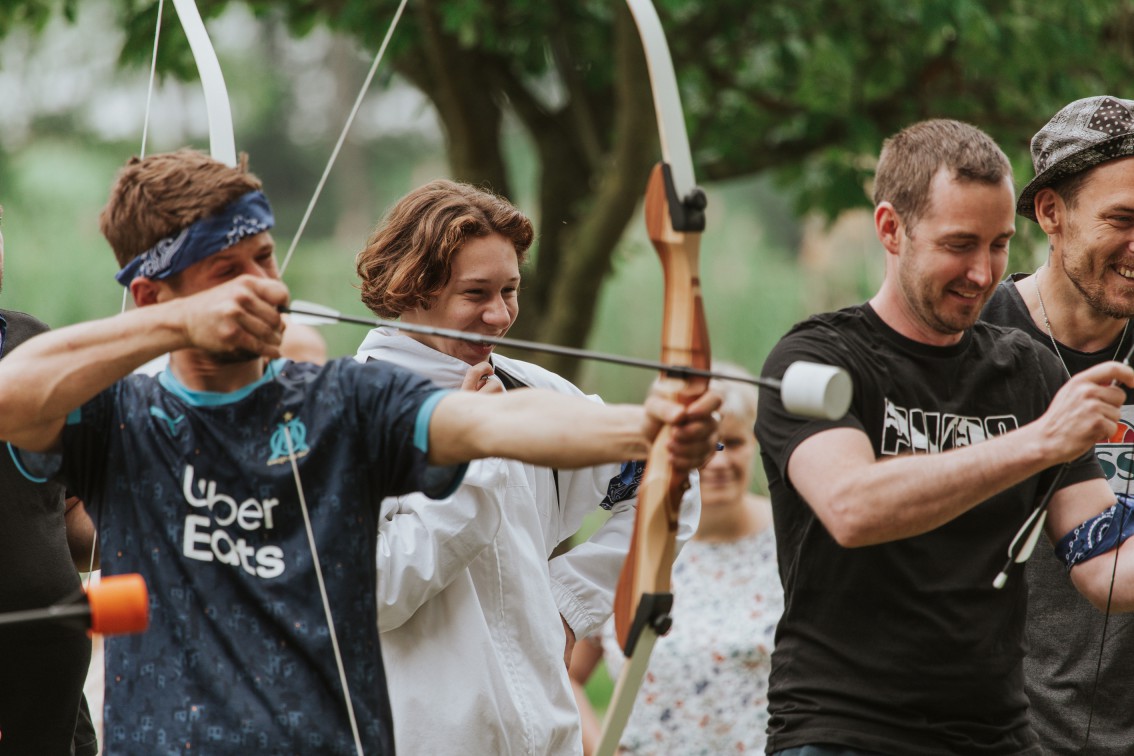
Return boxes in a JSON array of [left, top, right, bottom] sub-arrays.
[[399, 233, 521, 365], [699, 413, 757, 509], [1048, 157, 1134, 319], [890, 168, 1016, 342]]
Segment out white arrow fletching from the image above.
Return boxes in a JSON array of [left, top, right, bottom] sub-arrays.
[[1007, 506, 1047, 562], [1016, 511, 1048, 564]]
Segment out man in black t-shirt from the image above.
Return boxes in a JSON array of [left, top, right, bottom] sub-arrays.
[[758, 119, 1134, 756], [982, 95, 1134, 755]]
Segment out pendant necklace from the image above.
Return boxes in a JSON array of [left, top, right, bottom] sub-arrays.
[[1033, 268, 1129, 377]]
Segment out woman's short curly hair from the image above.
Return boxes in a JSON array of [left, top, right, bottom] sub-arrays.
[[99, 149, 263, 269], [356, 180, 534, 318]]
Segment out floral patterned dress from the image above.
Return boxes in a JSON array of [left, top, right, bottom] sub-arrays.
[[601, 528, 783, 754]]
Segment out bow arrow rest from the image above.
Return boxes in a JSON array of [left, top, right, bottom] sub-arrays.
[[282, 301, 852, 421]]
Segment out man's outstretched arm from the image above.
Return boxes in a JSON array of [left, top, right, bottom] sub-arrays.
[[426, 387, 720, 472]]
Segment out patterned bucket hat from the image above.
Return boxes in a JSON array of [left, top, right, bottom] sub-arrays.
[[1017, 95, 1134, 221]]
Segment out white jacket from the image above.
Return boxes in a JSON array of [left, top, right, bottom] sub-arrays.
[[356, 328, 699, 755]]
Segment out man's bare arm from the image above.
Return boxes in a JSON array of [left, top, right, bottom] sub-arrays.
[[0, 276, 287, 452], [426, 388, 720, 471], [789, 362, 1130, 547], [1045, 478, 1134, 612]]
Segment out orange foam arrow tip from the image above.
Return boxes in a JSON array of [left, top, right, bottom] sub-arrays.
[[88, 574, 150, 636]]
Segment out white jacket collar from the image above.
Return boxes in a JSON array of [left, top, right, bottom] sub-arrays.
[[355, 326, 473, 390]]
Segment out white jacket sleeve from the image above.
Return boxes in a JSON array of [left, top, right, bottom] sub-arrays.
[[376, 458, 507, 632], [548, 470, 701, 641]]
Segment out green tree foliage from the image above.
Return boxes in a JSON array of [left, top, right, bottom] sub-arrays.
[[7, 0, 1133, 378]]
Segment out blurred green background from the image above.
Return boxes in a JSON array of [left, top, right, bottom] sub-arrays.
[[2, 0, 1120, 715]]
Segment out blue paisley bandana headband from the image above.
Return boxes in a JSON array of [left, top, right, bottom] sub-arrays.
[[114, 190, 275, 286]]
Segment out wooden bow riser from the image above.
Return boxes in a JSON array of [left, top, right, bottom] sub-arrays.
[[613, 163, 710, 656]]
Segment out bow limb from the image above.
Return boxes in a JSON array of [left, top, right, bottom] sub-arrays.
[[595, 2, 709, 753], [169, 0, 237, 166]]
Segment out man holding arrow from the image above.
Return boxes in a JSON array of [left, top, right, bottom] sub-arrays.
[[0, 148, 720, 755], [757, 119, 1134, 755]]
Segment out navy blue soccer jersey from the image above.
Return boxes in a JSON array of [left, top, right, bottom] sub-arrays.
[[48, 357, 462, 755]]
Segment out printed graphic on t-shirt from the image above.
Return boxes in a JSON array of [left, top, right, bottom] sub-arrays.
[[880, 398, 1019, 456], [1098, 404, 1134, 493]]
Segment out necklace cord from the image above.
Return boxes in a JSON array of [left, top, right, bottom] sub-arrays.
[[1034, 270, 1134, 747]]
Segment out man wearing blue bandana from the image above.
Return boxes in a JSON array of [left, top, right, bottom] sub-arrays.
[[0, 149, 720, 756]]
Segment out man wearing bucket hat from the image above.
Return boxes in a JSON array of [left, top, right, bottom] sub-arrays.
[[982, 95, 1134, 753]]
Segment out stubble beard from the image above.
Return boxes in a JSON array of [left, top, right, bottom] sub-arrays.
[[209, 348, 262, 365], [1060, 231, 1134, 320], [900, 258, 985, 338]]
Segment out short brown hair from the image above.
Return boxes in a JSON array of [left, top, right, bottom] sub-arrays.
[[357, 180, 534, 318], [872, 119, 1012, 230], [1046, 170, 1091, 213], [99, 149, 263, 268]]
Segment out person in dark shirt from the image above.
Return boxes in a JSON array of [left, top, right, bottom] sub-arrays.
[[757, 119, 1134, 756], [0, 205, 98, 755], [0, 151, 719, 755], [982, 94, 1134, 754]]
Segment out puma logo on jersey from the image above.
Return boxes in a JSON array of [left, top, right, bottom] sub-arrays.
[[151, 407, 186, 436]]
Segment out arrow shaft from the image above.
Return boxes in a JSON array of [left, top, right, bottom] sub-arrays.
[[0, 603, 89, 628], [284, 306, 779, 390]]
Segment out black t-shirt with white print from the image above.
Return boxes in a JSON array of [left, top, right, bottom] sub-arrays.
[[756, 302, 1099, 755]]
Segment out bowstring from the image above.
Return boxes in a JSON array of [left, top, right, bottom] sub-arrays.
[[1084, 323, 1134, 746], [268, 5, 412, 753], [282, 422, 364, 755], [87, 0, 171, 594], [277, 0, 409, 277], [140, 0, 166, 162]]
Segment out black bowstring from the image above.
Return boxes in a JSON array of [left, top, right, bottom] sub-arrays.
[[1084, 325, 1134, 747]]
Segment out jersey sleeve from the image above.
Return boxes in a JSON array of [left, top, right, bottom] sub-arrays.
[[56, 386, 119, 502], [350, 360, 468, 499]]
